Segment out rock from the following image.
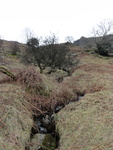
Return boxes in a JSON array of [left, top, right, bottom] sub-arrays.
[[36, 115, 55, 134], [29, 134, 45, 150], [43, 67, 52, 74], [40, 134, 56, 150], [41, 115, 55, 133], [42, 115, 51, 125], [29, 134, 56, 150], [55, 105, 64, 113]]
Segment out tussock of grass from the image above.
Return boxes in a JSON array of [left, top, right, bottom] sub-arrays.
[[57, 90, 113, 150], [56, 52, 113, 150], [63, 52, 113, 94], [0, 84, 33, 150], [15, 66, 46, 95], [52, 82, 77, 106]]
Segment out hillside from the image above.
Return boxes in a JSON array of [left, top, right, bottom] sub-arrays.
[[56, 52, 113, 149], [1, 40, 113, 149], [74, 34, 113, 50]]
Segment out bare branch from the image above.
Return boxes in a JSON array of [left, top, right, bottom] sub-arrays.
[[93, 19, 113, 37]]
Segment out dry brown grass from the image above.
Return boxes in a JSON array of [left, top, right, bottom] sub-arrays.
[[0, 65, 76, 116], [2, 44, 113, 149], [0, 84, 33, 150], [14, 67, 77, 115], [63, 52, 113, 94], [0, 43, 81, 149], [57, 90, 113, 150], [56, 51, 113, 150], [14, 66, 46, 95]]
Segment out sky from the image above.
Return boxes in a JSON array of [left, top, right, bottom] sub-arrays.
[[0, 0, 113, 43]]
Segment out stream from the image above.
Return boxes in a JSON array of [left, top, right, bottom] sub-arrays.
[[28, 94, 84, 150]]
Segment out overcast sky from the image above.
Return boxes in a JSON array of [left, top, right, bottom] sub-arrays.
[[0, 0, 113, 43]]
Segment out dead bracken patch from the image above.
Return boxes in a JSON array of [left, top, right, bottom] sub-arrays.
[[56, 51, 113, 150], [2, 44, 113, 150]]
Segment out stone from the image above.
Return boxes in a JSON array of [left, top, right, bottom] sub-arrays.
[[29, 134, 45, 150]]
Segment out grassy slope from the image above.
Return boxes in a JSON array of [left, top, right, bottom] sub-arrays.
[[0, 44, 68, 150], [56, 52, 113, 150], [2, 42, 113, 150], [0, 84, 33, 150], [0, 44, 34, 149], [0, 48, 52, 150]]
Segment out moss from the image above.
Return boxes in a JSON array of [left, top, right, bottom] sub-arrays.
[[39, 134, 56, 150]]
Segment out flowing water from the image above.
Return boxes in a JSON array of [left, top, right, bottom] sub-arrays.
[[29, 94, 84, 150]]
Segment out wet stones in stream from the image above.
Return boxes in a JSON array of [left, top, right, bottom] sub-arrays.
[[30, 114, 58, 150], [36, 114, 55, 134], [29, 134, 45, 150], [29, 93, 85, 150], [29, 134, 56, 150]]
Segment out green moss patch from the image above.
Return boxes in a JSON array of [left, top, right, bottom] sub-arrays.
[[39, 134, 56, 150]]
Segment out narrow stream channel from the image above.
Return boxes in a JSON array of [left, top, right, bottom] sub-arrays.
[[28, 93, 84, 150]]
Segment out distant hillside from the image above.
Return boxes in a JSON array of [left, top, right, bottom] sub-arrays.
[[0, 40, 26, 52], [0, 40, 26, 66], [74, 34, 113, 49]]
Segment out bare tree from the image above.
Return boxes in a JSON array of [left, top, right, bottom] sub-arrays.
[[92, 19, 113, 56], [43, 33, 58, 45], [22, 34, 77, 74], [65, 36, 74, 44], [23, 27, 36, 43], [93, 19, 113, 37]]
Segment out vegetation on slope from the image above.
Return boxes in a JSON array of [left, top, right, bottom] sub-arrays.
[[0, 84, 33, 150], [1, 38, 113, 150], [0, 43, 77, 150], [56, 51, 113, 150]]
